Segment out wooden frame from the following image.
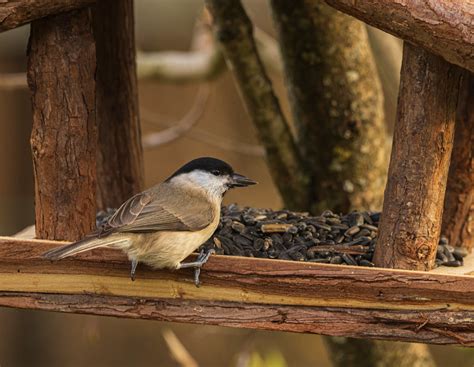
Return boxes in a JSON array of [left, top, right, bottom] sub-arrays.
[[1, 0, 473, 350], [0, 237, 473, 346]]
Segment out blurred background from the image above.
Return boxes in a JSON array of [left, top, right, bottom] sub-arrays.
[[0, 0, 472, 366]]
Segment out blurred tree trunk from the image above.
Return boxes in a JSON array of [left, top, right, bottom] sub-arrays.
[[442, 72, 473, 251], [271, 0, 388, 214], [93, 0, 144, 210]]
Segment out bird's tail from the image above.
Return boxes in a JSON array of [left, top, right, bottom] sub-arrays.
[[43, 235, 128, 260]]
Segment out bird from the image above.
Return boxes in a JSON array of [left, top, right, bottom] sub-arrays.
[[43, 157, 256, 286]]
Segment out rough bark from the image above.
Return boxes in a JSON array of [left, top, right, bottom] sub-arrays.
[[0, 0, 94, 32], [27, 9, 97, 241], [375, 43, 464, 270], [270, 0, 388, 213], [204, 0, 309, 211], [323, 0, 474, 74], [93, 0, 144, 209], [1, 237, 474, 346], [442, 73, 474, 252]]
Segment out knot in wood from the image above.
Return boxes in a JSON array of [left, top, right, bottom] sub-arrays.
[[416, 244, 431, 261]]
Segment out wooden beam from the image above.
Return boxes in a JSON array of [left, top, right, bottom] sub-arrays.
[[323, 0, 474, 74], [0, 0, 94, 32], [27, 9, 97, 241], [93, 0, 144, 209], [374, 44, 464, 271], [442, 73, 474, 251], [0, 237, 473, 346]]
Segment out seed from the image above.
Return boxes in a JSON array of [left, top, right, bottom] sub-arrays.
[[213, 236, 222, 249], [359, 259, 375, 267], [453, 247, 468, 258], [360, 224, 378, 232], [354, 229, 371, 238], [439, 236, 449, 245], [342, 253, 358, 266], [443, 260, 462, 267], [345, 226, 360, 236], [309, 258, 331, 263], [253, 238, 264, 251], [330, 256, 343, 264], [261, 223, 296, 233]]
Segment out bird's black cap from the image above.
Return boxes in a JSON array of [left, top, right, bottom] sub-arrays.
[[167, 157, 234, 180]]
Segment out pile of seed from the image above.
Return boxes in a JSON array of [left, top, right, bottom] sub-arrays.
[[199, 205, 468, 268], [95, 205, 468, 268]]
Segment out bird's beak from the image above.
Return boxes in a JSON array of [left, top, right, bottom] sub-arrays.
[[230, 173, 257, 187]]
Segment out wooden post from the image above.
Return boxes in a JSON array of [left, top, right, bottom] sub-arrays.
[[93, 0, 144, 209], [374, 43, 464, 270], [27, 9, 97, 241], [442, 73, 474, 251]]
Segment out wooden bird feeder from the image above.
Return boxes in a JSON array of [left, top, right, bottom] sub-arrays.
[[0, 0, 473, 347]]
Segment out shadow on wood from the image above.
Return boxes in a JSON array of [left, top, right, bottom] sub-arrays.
[[0, 236, 473, 346]]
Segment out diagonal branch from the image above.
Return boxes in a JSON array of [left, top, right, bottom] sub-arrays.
[[142, 84, 211, 149], [204, 0, 309, 210]]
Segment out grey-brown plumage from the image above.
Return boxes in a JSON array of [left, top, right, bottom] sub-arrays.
[[43, 157, 256, 285]]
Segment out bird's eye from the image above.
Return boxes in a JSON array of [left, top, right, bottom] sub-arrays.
[[211, 170, 220, 176]]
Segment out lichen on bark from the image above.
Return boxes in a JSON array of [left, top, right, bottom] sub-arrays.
[[271, 0, 388, 214]]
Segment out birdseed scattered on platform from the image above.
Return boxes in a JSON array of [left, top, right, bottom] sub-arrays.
[[96, 205, 467, 268]]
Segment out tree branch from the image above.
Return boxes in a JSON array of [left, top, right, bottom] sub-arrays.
[[204, 0, 309, 210], [323, 0, 474, 73], [0, 0, 94, 33], [375, 44, 465, 270], [442, 72, 474, 252], [27, 9, 97, 241], [142, 84, 211, 149]]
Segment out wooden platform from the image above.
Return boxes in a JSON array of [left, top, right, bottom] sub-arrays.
[[0, 236, 473, 346]]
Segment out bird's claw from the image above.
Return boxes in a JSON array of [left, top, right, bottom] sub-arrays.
[[130, 259, 138, 281], [179, 248, 216, 287]]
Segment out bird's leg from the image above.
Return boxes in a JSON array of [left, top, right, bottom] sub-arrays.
[[177, 248, 215, 287], [130, 259, 138, 281]]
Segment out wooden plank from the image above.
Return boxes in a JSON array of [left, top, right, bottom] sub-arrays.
[[323, 0, 474, 73], [0, 0, 94, 32], [0, 237, 473, 345]]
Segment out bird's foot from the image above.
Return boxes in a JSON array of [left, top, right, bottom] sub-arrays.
[[130, 259, 138, 281], [178, 248, 215, 287]]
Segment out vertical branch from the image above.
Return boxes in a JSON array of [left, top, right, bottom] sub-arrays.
[[204, 0, 309, 210], [93, 0, 144, 209], [375, 43, 464, 270], [442, 73, 474, 252], [270, 0, 388, 213], [27, 9, 97, 241]]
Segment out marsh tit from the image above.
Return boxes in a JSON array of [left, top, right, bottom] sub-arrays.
[[43, 157, 256, 286]]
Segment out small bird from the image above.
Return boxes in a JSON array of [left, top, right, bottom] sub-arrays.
[[43, 157, 256, 286]]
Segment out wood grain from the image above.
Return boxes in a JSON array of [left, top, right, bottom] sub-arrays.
[[375, 44, 464, 271], [0, 0, 94, 32], [27, 9, 97, 241], [443, 73, 474, 251], [323, 0, 474, 73], [0, 237, 473, 345]]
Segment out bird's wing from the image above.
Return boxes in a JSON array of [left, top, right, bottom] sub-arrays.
[[104, 184, 215, 234]]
